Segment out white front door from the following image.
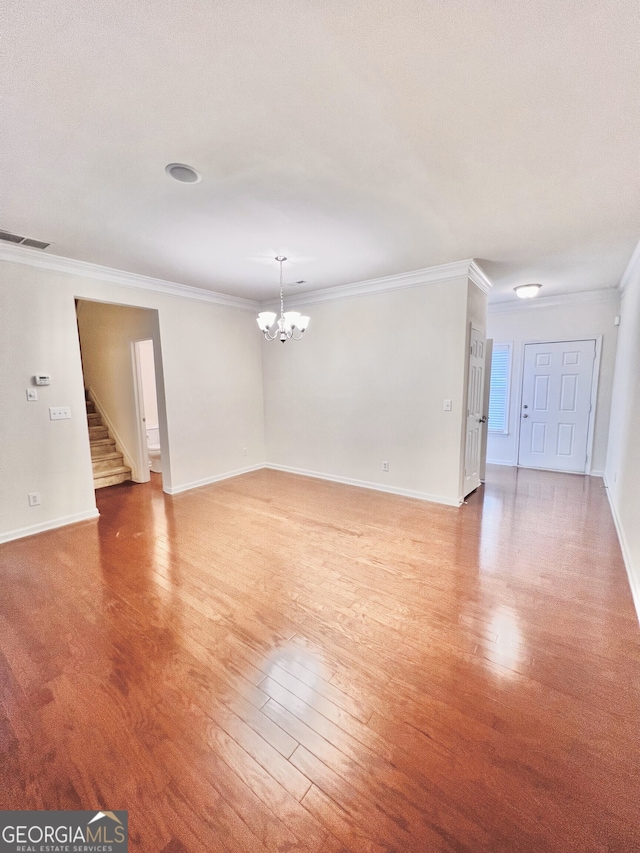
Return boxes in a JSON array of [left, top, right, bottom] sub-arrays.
[[518, 340, 596, 473], [464, 327, 486, 496]]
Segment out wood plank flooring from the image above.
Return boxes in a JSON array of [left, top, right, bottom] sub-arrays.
[[1, 466, 639, 852]]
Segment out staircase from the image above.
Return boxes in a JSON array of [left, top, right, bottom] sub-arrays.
[[86, 395, 132, 489]]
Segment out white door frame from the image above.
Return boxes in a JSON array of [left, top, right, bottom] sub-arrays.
[[514, 335, 602, 475], [462, 324, 487, 498], [131, 339, 151, 484]]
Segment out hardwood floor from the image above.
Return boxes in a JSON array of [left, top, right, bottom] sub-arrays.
[[1, 466, 639, 852]]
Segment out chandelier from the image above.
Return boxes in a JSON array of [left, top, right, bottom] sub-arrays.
[[257, 256, 310, 342]]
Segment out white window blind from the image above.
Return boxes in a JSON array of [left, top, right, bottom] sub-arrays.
[[488, 343, 512, 433]]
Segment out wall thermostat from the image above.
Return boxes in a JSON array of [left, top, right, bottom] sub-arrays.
[[34, 375, 51, 386]]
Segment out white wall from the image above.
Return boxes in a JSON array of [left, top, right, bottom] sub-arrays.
[[262, 276, 483, 505], [486, 291, 620, 474], [77, 300, 158, 480], [605, 243, 640, 617], [0, 259, 266, 542], [0, 254, 486, 541], [0, 268, 98, 539]]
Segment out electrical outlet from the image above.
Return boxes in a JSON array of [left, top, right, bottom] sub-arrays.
[[49, 406, 71, 420], [26, 388, 38, 401], [382, 461, 389, 472], [443, 399, 452, 411], [28, 492, 41, 507]]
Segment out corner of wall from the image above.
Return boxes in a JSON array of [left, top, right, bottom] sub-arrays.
[[603, 239, 640, 624], [603, 474, 640, 625]]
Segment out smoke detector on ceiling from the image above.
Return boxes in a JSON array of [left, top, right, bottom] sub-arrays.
[[165, 163, 202, 183]]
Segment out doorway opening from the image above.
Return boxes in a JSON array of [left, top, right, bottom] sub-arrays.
[[75, 299, 170, 492]]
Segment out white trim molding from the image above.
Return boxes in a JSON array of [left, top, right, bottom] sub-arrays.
[[164, 464, 265, 495], [266, 463, 463, 507], [0, 243, 259, 311], [0, 509, 99, 544], [1, 244, 493, 312], [161, 462, 465, 506], [468, 262, 493, 294], [603, 475, 640, 624], [489, 288, 620, 315], [260, 259, 492, 309]]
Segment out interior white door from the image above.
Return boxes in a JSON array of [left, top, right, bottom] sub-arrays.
[[518, 340, 596, 473], [464, 327, 486, 496]]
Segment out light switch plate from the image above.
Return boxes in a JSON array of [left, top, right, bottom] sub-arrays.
[[49, 406, 71, 420], [26, 388, 38, 401]]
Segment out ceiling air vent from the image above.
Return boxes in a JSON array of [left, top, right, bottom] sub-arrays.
[[21, 238, 51, 249], [0, 229, 50, 250]]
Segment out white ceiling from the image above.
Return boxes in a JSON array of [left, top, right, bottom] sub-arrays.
[[2, 0, 639, 303]]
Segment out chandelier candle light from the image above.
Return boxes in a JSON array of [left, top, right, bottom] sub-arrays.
[[257, 256, 310, 342]]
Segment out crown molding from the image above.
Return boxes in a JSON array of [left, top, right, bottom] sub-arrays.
[[468, 260, 492, 294], [619, 238, 640, 296], [488, 288, 620, 314], [260, 258, 492, 309], [0, 243, 494, 312], [0, 244, 259, 311]]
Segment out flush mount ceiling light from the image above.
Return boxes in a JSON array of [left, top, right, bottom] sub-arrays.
[[257, 257, 310, 343], [514, 283, 542, 299], [165, 163, 201, 183]]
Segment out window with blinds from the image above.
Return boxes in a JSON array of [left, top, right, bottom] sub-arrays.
[[488, 343, 512, 433]]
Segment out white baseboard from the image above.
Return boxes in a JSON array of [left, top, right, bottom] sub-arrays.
[[0, 509, 100, 544], [603, 475, 640, 625], [265, 463, 463, 507], [88, 386, 137, 478], [487, 460, 605, 478], [165, 464, 265, 495]]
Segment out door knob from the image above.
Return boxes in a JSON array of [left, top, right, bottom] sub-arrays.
[[523, 414, 528, 418], [478, 415, 487, 423], [523, 404, 528, 409]]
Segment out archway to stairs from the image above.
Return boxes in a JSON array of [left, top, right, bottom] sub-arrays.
[[75, 299, 170, 492]]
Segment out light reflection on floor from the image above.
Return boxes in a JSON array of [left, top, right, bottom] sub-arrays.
[[486, 605, 524, 677]]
